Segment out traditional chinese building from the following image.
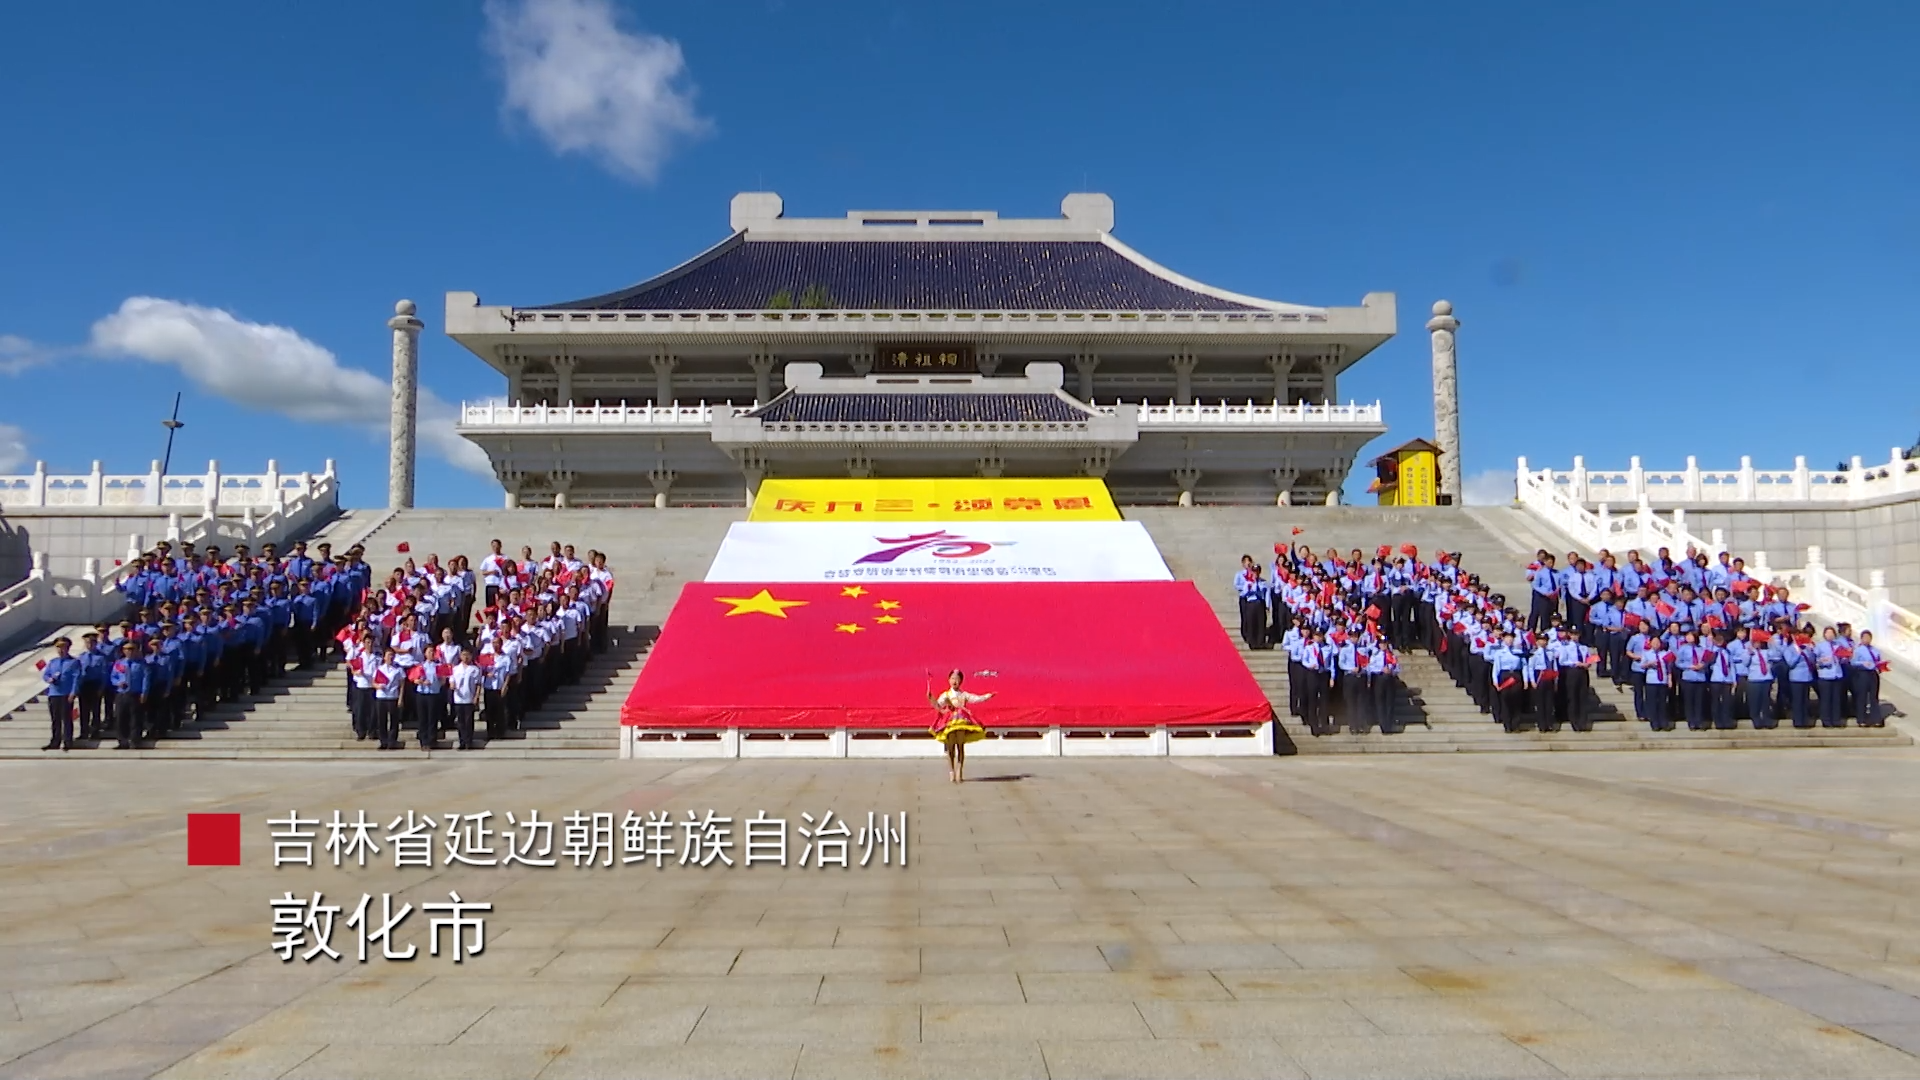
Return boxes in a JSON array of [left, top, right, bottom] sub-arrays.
[[447, 192, 1395, 507]]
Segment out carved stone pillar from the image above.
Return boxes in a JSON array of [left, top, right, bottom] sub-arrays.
[[1265, 351, 1295, 405], [849, 346, 874, 378], [499, 350, 527, 406], [501, 468, 526, 510], [739, 450, 769, 504], [551, 354, 577, 406], [1270, 467, 1299, 508], [1169, 351, 1198, 406], [1172, 466, 1202, 507], [548, 469, 575, 510], [648, 465, 677, 510], [1319, 346, 1346, 402], [650, 352, 678, 406], [1072, 352, 1100, 402], [748, 349, 777, 405], [386, 300, 422, 511], [1427, 301, 1463, 503]]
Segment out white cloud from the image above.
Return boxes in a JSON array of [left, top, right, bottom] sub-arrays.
[[0, 423, 28, 472], [88, 297, 495, 478], [484, 0, 710, 183], [1462, 468, 1517, 506], [0, 334, 57, 375]]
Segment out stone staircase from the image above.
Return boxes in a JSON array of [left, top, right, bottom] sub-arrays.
[[0, 508, 742, 760], [1132, 505, 1911, 754]]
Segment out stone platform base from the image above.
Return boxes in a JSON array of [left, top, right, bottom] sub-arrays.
[[623, 722, 1276, 759]]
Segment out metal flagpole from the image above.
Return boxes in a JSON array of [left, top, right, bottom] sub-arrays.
[[159, 392, 185, 475]]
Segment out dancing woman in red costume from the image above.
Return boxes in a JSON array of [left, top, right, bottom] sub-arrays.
[[928, 669, 991, 783]]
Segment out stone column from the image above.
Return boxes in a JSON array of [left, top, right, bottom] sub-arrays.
[[1266, 352, 1295, 404], [1172, 467, 1202, 507], [1169, 351, 1198, 406], [1270, 467, 1299, 507], [648, 466, 677, 510], [748, 349, 777, 405], [387, 299, 422, 510], [1427, 300, 1463, 503], [499, 351, 526, 405], [501, 469, 525, 510], [549, 469, 575, 509], [650, 352, 678, 406], [1072, 352, 1100, 402], [551, 355, 577, 406]]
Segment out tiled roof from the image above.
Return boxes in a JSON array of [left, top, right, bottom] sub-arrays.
[[751, 393, 1093, 424], [540, 239, 1257, 312]]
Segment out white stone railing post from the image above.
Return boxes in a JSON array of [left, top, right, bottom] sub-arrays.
[[1671, 508, 1687, 546], [1792, 456, 1811, 501], [204, 459, 221, 513], [265, 459, 284, 515], [29, 551, 47, 580], [1682, 456, 1701, 502], [1805, 546, 1828, 605], [166, 513, 181, 543], [1710, 528, 1727, 558], [1637, 496, 1657, 550], [1570, 456, 1588, 504], [145, 460, 163, 506], [1595, 502, 1610, 543], [87, 460, 104, 507], [1626, 456, 1645, 502], [1514, 456, 1530, 497], [127, 534, 143, 564], [1867, 570, 1893, 639], [1751, 550, 1770, 578], [28, 461, 46, 507], [82, 557, 99, 586], [1737, 456, 1755, 501]]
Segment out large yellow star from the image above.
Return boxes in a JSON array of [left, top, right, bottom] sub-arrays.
[[835, 622, 866, 634], [874, 615, 901, 625], [714, 590, 809, 618], [840, 585, 868, 597], [874, 600, 901, 611]]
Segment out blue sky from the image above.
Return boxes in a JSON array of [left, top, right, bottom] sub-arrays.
[[3, 0, 1915, 508]]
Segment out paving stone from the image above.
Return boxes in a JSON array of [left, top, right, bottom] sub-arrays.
[[1039, 1036, 1307, 1080]]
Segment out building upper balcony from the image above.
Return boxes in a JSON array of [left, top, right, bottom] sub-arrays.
[[455, 398, 1384, 434]]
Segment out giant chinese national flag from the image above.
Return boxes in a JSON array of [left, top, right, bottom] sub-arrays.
[[622, 581, 1271, 730]]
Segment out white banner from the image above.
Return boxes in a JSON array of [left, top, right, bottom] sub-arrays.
[[705, 521, 1173, 583]]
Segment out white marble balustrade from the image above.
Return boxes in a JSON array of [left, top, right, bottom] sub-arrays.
[[1519, 449, 1920, 507]]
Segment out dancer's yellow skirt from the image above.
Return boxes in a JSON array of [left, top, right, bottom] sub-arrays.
[[932, 719, 987, 745]]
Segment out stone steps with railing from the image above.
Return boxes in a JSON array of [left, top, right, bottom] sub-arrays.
[[1148, 506, 1911, 754]]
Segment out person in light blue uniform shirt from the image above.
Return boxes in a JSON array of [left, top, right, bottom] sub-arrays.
[[1673, 630, 1711, 731], [1639, 637, 1674, 730], [1812, 629, 1847, 728], [1847, 630, 1886, 727], [40, 637, 83, 751], [1526, 555, 1561, 634], [1706, 630, 1740, 730], [1778, 635, 1816, 729], [1233, 556, 1270, 651], [1489, 632, 1527, 732]]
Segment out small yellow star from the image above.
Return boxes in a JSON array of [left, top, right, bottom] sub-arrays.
[[840, 585, 868, 598], [835, 622, 866, 634], [714, 590, 809, 618], [874, 615, 901, 625], [874, 600, 901, 611]]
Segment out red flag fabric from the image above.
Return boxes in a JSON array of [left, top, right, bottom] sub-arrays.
[[622, 581, 1270, 730], [1752, 629, 1772, 645], [1623, 613, 1643, 630]]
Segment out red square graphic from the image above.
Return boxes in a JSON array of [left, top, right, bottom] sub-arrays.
[[187, 813, 242, 866]]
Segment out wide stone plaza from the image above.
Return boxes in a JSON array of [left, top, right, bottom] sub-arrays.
[[2, 750, 1918, 1079]]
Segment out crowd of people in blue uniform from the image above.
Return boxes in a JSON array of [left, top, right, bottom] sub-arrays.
[[1233, 543, 1413, 736], [36, 538, 613, 753], [1232, 540, 1892, 736]]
